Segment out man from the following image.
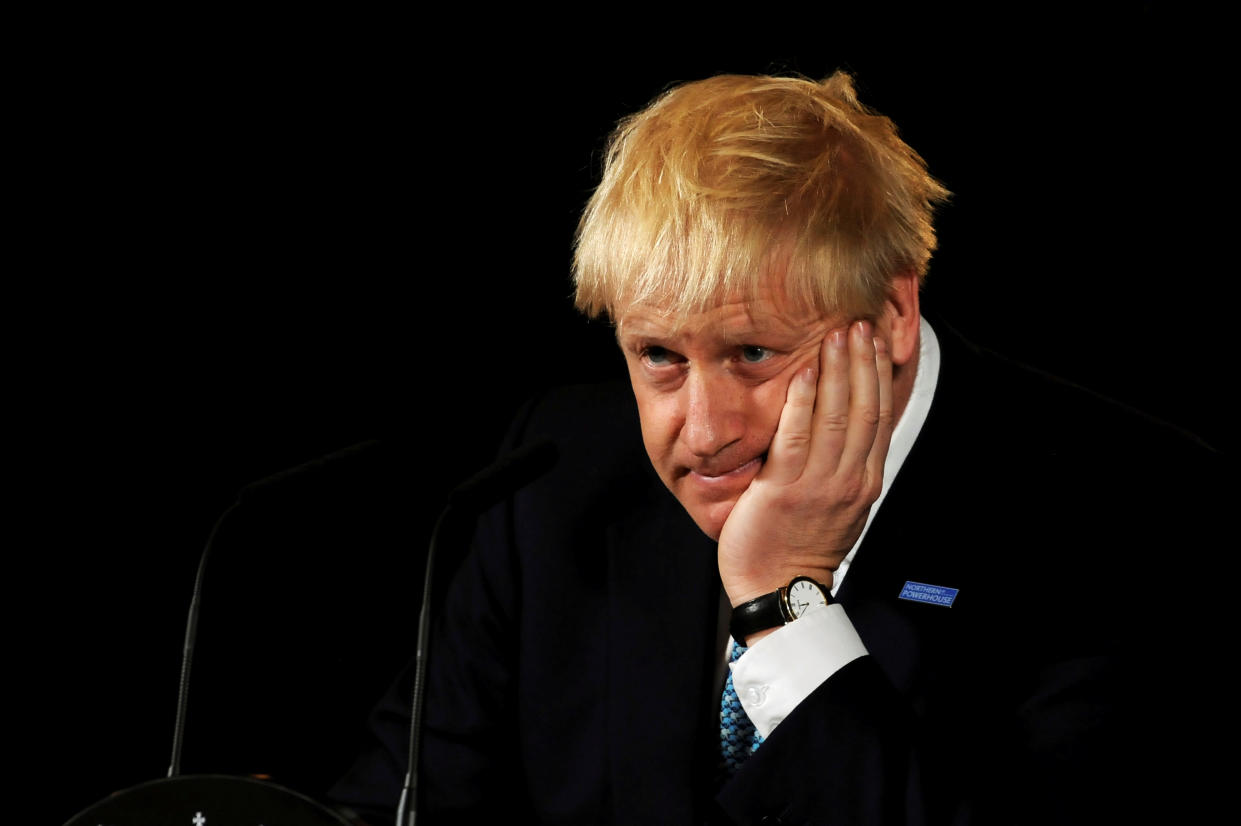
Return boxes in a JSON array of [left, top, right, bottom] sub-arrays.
[[334, 73, 1225, 824]]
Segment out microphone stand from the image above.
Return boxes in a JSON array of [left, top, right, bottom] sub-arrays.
[[395, 440, 557, 826]]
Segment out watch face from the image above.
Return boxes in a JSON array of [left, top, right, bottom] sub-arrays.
[[786, 579, 829, 618]]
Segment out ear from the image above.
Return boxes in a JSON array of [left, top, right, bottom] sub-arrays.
[[881, 270, 920, 367]]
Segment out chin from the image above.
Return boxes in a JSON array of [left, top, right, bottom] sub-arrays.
[[685, 498, 737, 542]]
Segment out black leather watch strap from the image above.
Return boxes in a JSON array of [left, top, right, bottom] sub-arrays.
[[730, 578, 835, 643], [729, 590, 788, 643]]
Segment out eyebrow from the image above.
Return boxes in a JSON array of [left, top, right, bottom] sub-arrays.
[[616, 316, 806, 351]]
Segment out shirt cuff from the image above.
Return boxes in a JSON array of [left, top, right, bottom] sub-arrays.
[[730, 603, 868, 738]]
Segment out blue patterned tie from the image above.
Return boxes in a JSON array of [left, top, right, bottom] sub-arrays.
[[719, 640, 764, 777]]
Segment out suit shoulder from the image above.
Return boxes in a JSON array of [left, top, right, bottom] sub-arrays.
[[995, 350, 1215, 467], [937, 324, 1216, 466]]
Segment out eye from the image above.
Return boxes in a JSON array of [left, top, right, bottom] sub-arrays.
[[642, 346, 683, 367], [739, 345, 773, 364]]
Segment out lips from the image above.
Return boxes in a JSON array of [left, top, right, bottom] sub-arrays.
[[681, 454, 765, 494], [692, 455, 762, 479]]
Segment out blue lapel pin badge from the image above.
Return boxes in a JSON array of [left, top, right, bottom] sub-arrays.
[[899, 581, 958, 607]]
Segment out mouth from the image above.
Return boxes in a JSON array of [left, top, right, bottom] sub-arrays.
[[685, 453, 766, 483]]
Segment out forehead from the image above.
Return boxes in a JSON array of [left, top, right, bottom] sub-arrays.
[[616, 288, 831, 342]]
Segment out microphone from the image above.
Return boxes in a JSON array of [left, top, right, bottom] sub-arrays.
[[396, 439, 558, 826], [238, 440, 381, 501], [167, 440, 382, 779], [448, 438, 559, 512]]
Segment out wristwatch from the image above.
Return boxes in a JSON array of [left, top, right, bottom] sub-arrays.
[[730, 576, 833, 643]]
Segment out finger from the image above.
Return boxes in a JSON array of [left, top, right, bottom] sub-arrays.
[[763, 363, 819, 484], [865, 335, 895, 490], [836, 320, 881, 478], [805, 326, 851, 477]]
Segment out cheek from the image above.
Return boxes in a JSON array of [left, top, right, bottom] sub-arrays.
[[632, 391, 678, 462], [753, 346, 823, 432], [750, 377, 795, 442]]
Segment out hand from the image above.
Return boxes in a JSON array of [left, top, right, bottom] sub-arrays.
[[717, 320, 895, 612]]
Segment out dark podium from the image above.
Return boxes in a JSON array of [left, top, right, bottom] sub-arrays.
[[66, 775, 351, 826]]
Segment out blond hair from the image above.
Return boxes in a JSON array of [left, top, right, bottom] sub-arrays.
[[573, 72, 949, 322]]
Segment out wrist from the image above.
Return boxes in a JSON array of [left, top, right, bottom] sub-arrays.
[[729, 576, 834, 644], [724, 567, 835, 608]]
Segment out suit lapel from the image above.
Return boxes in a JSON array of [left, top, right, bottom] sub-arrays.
[[606, 481, 721, 824], [837, 323, 985, 696]]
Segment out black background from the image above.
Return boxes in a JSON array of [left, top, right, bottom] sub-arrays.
[[31, 7, 1229, 821]]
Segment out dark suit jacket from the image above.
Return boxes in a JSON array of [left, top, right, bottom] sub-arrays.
[[332, 323, 1229, 825]]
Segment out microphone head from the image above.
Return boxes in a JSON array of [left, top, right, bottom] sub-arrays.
[[447, 439, 558, 514]]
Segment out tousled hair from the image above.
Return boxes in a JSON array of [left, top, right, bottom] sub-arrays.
[[573, 72, 949, 323]]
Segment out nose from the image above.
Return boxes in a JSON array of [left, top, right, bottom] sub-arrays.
[[680, 368, 745, 458]]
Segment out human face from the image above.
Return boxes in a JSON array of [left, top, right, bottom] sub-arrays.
[[617, 289, 838, 540]]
